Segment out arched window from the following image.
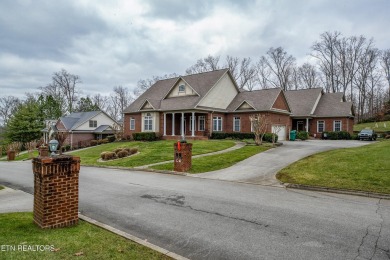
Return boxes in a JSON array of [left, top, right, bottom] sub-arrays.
[[144, 113, 153, 131]]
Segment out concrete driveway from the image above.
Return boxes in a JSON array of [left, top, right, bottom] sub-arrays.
[[193, 140, 371, 186]]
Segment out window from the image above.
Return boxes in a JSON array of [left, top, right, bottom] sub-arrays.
[[89, 120, 97, 128], [317, 121, 325, 133], [130, 118, 135, 130], [144, 113, 153, 131], [190, 116, 196, 132], [334, 120, 342, 132], [178, 84, 185, 93], [198, 116, 205, 131], [233, 117, 240, 132], [213, 116, 222, 131]]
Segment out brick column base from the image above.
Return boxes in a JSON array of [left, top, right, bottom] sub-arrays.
[[32, 155, 80, 229], [174, 142, 192, 172]]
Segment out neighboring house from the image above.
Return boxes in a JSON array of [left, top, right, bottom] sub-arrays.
[[285, 88, 355, 137], [55, 111, 118, 148], [123, 69, 354, 141]]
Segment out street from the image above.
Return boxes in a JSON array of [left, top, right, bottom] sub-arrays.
[[0, 161, 389, 260]]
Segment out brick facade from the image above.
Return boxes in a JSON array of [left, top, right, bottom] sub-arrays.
[[311, 117, 354, 138], [32, 156, 80, 229], [124, 111, 351, 140]]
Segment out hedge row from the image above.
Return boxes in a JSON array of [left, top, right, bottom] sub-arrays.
[[132, 132, 158, 141], [210, 132, 278, 143], [322, 131, 351, 140]]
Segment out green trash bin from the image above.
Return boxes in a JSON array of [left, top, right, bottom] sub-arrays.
[[290, 130, 297, 141]]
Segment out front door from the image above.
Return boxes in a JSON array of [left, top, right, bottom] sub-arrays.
[[297, 121, 304, 131]]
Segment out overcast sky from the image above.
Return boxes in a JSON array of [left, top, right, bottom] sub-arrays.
[[0, 0, 389, 98]]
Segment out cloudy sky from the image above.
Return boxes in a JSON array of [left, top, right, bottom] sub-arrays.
[[0, 0, 389, 98]]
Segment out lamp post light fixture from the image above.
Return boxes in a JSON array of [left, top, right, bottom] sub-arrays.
[[48, 139, 59, 156]]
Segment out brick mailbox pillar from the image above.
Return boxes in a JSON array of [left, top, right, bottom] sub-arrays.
[[32, 155, 80, 229], [174, 141, 192, 172]]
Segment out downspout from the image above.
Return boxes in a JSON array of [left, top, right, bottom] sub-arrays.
[[209, 111, 214, 138]]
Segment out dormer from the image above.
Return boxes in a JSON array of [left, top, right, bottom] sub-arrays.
[[165, 78, 199, 98], [236, 101, 255, 111], [139, 100, 155, 111]]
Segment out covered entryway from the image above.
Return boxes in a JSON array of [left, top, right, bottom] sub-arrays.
[[272, 125, 286, 141]]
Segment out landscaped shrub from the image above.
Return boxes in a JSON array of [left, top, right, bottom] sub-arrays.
[[132, 132, 158, 141], [114, 148, 123, 154], [117, 150, 129, 158], [296, 131, 309, 140], [263, 133, 278, 143], [123, 148, 131, 154], [129, 148, 138, 155], [210, 132, 255, 140], [385, 135, 390, 139], [104, 152, 117, 160], [91, 140, 98, 146], [97, 139, 109, 145], [100, 152, 109, 160], [210, 132, 278, 142], [323, 131, 351, 140], [351, 134, 359, 140], [107, 135, 116, 142]]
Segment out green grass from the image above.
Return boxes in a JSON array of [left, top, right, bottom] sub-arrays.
[[0, 212, 170, 260], [69, 140, 235, 167], [0, 151, 39, 161], [354, 120, 390, 132], [151, 144, 270, 173], [276, 140, 390, 194]]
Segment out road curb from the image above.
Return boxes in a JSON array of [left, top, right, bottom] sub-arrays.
[[283, 183, 390, 200], [79, 214, 189, 260]]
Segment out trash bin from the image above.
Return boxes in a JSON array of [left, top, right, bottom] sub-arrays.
[[289, 130, 297, 141]]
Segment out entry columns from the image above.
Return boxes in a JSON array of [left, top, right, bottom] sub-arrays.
[[172, 113, 175, 136], [181, 112, 185, 139], [191, 112, 195, 137]]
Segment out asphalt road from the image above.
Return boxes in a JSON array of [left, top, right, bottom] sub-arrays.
[[0, 161, 389, 260]]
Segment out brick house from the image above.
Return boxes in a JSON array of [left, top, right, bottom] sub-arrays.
[[285, 88, 355, 138], [54, 111, 118, 149], [123, 69, 354, 141]]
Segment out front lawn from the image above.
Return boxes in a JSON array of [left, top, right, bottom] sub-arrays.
[[69, 140, 235, 167], [354, 120, 390, 132], [151, 145, 270, 173], [0, 212, 171, 260], [276, 140, 390, 194]]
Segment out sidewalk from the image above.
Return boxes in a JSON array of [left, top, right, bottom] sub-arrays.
[[135, 141, 246, 169], [0, 187, 33, 213], [0, 186, 188, 260]]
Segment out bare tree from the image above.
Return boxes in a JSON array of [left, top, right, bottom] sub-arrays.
[[185, 55, 221, 75], [108, 86, 133, 121], [311, 31, 342, 93], [249, 114, 269, 145], [354, 42, 379, 121], [48, 69, 81, 113], [92, 93, 110, 111], [297, 63, 320, 89], [133, 73, 179, 98], [381, 49, 390, 98], [255, 58, 272, 89], [0, 96, 20, 126], [261, 47, 296, 91]]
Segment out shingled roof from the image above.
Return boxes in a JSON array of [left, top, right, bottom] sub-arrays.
[[124, 69, 229, 113], [60, 111, 101, 130], [314, 93, 354, 117], [226, 88, 285, 112], [284, 88, 323, 117]]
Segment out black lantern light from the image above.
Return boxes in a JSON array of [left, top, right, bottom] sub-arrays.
[[48, 139, 59, 156]]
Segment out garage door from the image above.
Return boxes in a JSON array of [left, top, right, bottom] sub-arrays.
[[272, 125, 286, 141]]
